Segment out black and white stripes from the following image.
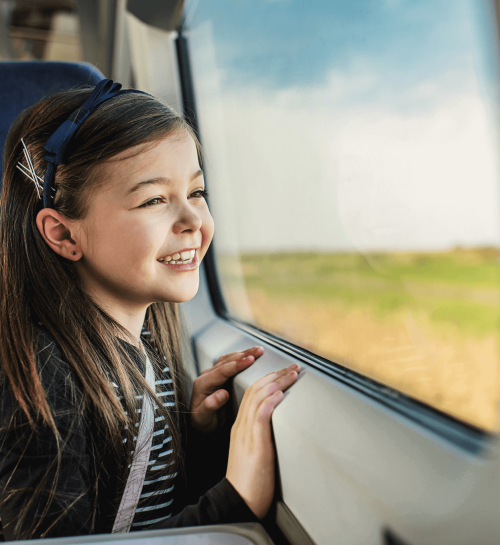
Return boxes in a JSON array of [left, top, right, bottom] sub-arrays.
[[116, 356, 178, 529]]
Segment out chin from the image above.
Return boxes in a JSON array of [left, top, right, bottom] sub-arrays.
[[156, 285, 199, 304]]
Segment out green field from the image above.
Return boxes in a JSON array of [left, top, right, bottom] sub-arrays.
[[218, 248, 500, 430], [230, 248, 500, 336]]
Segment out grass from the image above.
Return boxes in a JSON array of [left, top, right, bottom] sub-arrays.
[[217, 247, 500, 430], [228, 247, 500, 337]]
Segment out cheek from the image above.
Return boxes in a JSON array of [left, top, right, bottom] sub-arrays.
[[200, 210, 215, 260], [83, 215, 155, 272]]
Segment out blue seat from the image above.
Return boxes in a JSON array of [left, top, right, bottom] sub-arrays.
[[0, 60, 104, 179]]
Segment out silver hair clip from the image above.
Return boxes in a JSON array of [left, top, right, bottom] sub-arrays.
[[16, 138, 43, 199]]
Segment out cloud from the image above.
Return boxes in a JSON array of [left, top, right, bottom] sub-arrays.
[[190, 22, 500, 253]]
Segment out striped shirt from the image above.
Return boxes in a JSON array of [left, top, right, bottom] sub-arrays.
[[0, 330, 258, 540], [115, 347, 179, 530]]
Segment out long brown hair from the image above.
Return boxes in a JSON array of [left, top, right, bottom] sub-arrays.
[[0, 87, 197, 539]]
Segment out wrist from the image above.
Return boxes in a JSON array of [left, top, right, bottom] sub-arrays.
[[224, 475, 265, 519], [190, 414, 218, 434]]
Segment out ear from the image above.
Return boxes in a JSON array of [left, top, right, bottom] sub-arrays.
[[36, 208, 81, 261]]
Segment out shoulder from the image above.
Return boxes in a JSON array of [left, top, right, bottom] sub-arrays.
[[35, 327, 63, 360], [0, 327, 85, 425], [0, 328, 87, 457], [34, 327, 83, 412], [34, 327, 68, 381]]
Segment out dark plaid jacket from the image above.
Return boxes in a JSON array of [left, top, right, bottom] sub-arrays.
[[0, 330, 256, 541]]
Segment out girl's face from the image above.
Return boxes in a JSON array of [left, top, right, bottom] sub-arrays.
[[74, 131, 214, 309]]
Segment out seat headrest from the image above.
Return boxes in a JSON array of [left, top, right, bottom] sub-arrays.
[[0, 60, 104, 180]]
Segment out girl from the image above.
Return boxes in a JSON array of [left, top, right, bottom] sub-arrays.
[[0, 79, 299, 540]]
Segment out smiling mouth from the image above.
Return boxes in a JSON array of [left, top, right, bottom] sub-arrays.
[[158, 249, 196, 265]]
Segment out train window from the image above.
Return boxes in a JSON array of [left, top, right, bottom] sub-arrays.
[[186, 0, 500, 431]]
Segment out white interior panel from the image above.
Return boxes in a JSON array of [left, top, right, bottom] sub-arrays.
[[183, 267, 500, 545]]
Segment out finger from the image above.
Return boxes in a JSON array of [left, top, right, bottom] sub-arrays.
[[256, 389, 284, 425], [200, 356, 236, 375], [192, 389, 230, 430], [247, 364, 300, 394], [252, 370, 298, 411], [202, 389, 230, 412], [214, 346, 264, 367], [238, 365, 296, 415], [213, 352, 244, 367], [199, 357, 257, 391], [252, 371, 298, 431], [199, 349, 262, 377], [200, 354, 254, 377], [239, 367, 299, 420]]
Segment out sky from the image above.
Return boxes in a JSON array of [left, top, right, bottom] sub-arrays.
[[187, 0, 500, 253]]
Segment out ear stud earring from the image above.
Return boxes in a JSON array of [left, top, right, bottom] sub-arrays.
[[72, 251, 77, 256]]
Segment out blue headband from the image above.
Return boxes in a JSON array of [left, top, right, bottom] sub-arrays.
[[41, 78, 150, 208]]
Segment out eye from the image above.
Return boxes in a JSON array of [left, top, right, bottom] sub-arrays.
[[139, 196, 165, 208], [191, 189, 209, 199]]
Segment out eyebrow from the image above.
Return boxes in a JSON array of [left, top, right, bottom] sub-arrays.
[[127, 170, 204, 195]]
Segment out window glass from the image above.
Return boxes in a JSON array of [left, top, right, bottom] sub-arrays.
[[187, 0, 500, 430]]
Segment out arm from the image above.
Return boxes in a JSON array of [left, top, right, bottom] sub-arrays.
[[0, 343, 96, 540], [147, 421, 258, 528], [150, 364, 300, 529], [150, 477, 258, 528], [146, 401, 256, 529]]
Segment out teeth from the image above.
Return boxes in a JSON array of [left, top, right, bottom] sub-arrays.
[[163, 258, 193, 265], [159, 249, 197, 264]]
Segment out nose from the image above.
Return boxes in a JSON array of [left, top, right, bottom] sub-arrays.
[[172, 199, 203, 234]]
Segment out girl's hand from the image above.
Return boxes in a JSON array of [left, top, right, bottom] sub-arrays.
[[190, 346, 264, 433], [225, 364, 300, 519]]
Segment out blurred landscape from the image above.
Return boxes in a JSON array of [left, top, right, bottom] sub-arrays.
[[219, 247, 500, 431]]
